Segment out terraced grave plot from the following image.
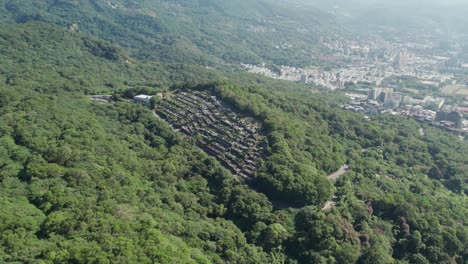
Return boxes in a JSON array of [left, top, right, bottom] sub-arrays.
[[155, 91, 264, 179]]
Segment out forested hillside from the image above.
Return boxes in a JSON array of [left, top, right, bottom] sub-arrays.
[[0, 22, 276, 263], [0, 0, 336, 67], [0, 21, 466, 263]]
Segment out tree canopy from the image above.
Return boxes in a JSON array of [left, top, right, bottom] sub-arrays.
[[0, 18, 466, 264]]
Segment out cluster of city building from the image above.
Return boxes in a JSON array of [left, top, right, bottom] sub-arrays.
[[153, 91, 263, 179], [242, 50, 454, 91], [343, 88, 467, 133], [242, 34, 457, 91], [344, 92, 437, 121]]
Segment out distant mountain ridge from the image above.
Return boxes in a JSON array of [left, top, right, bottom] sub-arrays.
[[0, 0, 338, 67], [288, 0, 468, 39]]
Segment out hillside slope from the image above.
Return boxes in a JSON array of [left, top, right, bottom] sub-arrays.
[[0, 22, 281, 263], [0, 0, 337, 66], [1, 22, 467, 263]]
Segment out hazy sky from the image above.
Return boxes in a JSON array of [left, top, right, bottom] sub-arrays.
[[291, 0, 468, 8]]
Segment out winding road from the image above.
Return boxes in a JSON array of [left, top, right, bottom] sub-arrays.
[[322, 164, 349, 211]]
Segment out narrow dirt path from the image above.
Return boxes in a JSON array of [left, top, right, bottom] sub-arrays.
[[322, 201, 336, 211], [419, 128, 425, 136], [327, 164, 349, 180]]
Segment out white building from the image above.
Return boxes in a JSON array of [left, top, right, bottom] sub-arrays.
[[134, 94, 153, 106]]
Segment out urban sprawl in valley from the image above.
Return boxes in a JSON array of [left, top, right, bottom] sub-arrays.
[[242, 36, 468, 137]]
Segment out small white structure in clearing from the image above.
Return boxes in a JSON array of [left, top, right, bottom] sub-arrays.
[[134, 94, 153, 106]]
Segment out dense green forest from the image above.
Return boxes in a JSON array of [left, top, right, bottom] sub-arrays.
[[0, 0, 336, 67], [0, 13, 467, 264]]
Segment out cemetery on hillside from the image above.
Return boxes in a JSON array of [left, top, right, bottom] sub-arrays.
[[154, 91, 264, 179]]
